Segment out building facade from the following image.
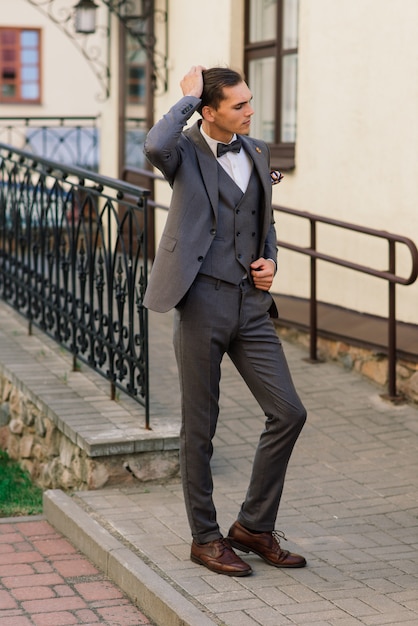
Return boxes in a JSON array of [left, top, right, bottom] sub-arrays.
[[1, 0, 417, 325]]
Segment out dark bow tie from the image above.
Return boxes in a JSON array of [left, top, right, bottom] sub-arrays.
[[216, 138, 242, 158]]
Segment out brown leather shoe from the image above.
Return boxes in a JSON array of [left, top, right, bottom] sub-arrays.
[[191, 538, 252, 576], [227, 521, 306, 568]]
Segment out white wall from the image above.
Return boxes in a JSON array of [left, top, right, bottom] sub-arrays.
[[274, 0, 418, 323], [151, 0, 418, 324]]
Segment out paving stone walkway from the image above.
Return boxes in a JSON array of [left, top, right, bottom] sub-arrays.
[[66, 311, 418, 626], [2, 307, 418, 625], [0, 517, 153, 625]]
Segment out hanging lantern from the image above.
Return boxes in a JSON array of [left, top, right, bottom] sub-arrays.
[[74, 0, 98, 34]]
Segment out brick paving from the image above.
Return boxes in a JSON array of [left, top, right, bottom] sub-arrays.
[[0, 517, 153, 625]]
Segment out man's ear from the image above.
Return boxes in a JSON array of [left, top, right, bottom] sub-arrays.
[[201, 105, 215, 122]]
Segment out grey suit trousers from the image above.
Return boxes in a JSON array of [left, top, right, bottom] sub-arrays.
[[173, 274, 307, 544]]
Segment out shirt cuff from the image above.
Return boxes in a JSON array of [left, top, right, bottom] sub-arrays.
[[267, 258, 277, 274]]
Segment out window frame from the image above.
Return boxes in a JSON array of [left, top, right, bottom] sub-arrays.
[[244, 1, 298, 170], [0, 27, 42, 105]]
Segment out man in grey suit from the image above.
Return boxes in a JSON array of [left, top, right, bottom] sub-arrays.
[[144, 65, 307, 576]]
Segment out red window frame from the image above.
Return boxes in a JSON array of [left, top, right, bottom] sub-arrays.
[[0, 28, 41, 104]]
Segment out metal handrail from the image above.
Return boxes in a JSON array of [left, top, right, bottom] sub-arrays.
[[0, 143, 151, 427], [130, 167, 418, 401], [273, 205, 418, 401]]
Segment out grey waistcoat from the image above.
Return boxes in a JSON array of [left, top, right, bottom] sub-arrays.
[[198, 164, 261, 285]]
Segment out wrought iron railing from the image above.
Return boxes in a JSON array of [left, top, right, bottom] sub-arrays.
[[0, 115, 150, 173], [0, 143, 151, 427], [0, 117, 100, 172], [130, 166, 418, 402]]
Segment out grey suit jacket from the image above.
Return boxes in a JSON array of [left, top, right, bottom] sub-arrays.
[[143, 96, 278, 314]]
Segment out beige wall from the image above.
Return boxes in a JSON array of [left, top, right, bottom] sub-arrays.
[[153, 0, 418, 324], [3, 0, 417, 324], [274, 0, 418, 322]]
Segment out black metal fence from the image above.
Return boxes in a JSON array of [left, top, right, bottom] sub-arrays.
[[0, 143, 151, 427]]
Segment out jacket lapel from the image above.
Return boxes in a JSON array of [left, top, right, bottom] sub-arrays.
[[241, 137, 270, 207], [184, 126, 271, 238], [241, 137, 271, 245], [184, 122, 219, 219]]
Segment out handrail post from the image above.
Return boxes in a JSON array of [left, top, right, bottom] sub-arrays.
[[309, 219, 318, 362], [143, 194, 150, 430], [386, 241, 398, 400]]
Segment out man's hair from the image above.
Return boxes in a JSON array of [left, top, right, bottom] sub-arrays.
[[198, 67, 244, 115]]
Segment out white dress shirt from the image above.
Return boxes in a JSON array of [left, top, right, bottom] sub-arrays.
[[200, 127, 253, 193]]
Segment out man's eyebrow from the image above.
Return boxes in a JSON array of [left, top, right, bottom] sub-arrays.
[[232, 95, 253, 106]]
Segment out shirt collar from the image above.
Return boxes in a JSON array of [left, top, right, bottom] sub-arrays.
[[200, 125, 238, 159]]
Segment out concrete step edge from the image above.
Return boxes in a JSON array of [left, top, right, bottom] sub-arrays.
[[43, 489, 218, 626]]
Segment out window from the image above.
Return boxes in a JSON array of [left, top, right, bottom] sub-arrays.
[[0, 28, 41, 104], [126, 37, 146, 105], [245, 0, 299, 169]]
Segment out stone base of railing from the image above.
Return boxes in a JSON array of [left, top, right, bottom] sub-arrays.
[[0, 302, 180, 492], [277, 324, 418, 405]]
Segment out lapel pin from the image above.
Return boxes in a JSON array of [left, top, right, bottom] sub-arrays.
[[255, 147, 261, 153]]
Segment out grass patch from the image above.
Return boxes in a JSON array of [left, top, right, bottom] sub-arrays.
[[0, 450, 43, 517]]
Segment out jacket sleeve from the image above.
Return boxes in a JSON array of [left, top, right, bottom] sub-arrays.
[[264, 221, 278, 269], [257, 141, 278, 268], [144, 96, 201, 186]]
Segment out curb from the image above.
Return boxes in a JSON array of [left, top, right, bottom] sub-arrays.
[[43, 489, 218, 626]]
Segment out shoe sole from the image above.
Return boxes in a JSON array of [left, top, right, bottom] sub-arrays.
[[228, 539, 307, 568], [190, 554, 252, 576]]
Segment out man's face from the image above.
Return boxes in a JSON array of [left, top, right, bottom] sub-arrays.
[[202, 81, 254, 142]]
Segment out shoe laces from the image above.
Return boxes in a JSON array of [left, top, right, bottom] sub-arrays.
[[218, 537, 233, 552], [272, 530, 287, 543], [271, 530, 290, 558]]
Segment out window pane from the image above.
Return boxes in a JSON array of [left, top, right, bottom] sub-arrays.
[[2, 67, 16, 79], [249, 0, 277, 42], [128, 48, 146, 64], [120, 0, 144, 16], [2, 50, 16, 62], [22, 67, 38, 81], [0, 27, 41, 103], [281, 53, 298, 142], [22, 49, 38, 64], [249, 57, 276, 142], [128, 66, 145, 100], [21, 83, 39, 99], [2, 84, 16, 97], [283, 0, 299, 48], [0, 31, 16, 45], [21, 30, 39, 47]]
